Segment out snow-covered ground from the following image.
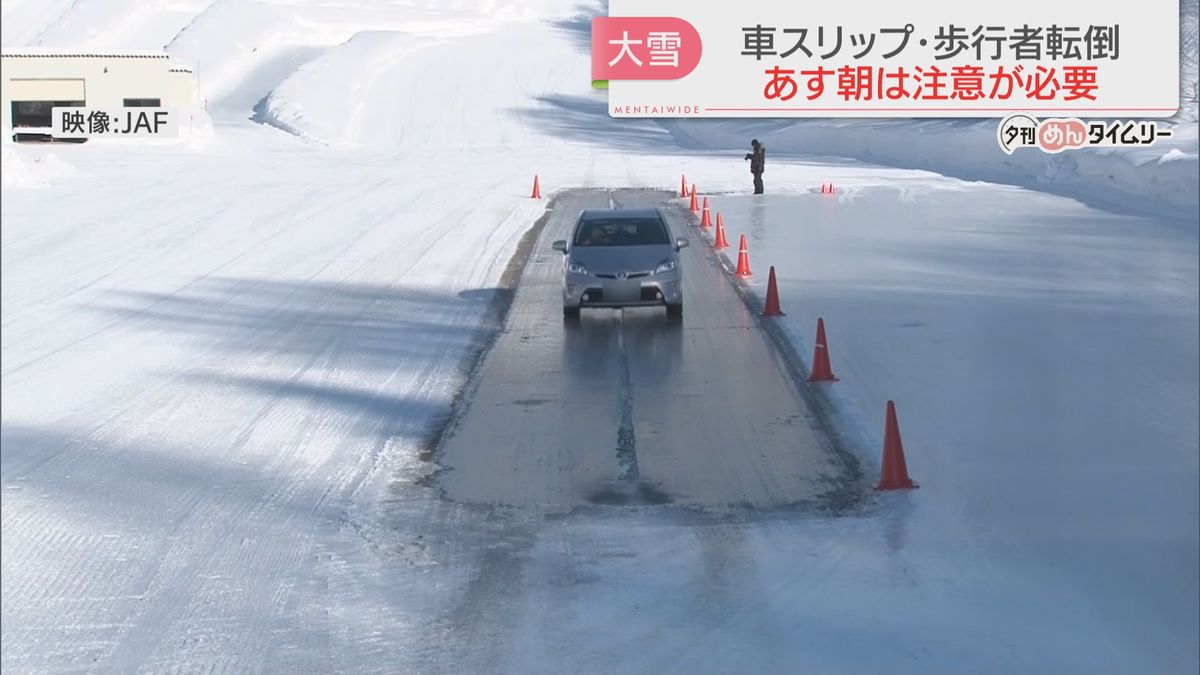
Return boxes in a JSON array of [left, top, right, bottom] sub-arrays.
[[2, 0, 1197, 672]]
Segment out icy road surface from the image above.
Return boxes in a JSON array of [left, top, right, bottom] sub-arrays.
[[438, 189, 858, 511]]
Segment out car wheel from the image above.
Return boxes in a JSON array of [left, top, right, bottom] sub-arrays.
[[563, 305, 581, 319], [666, 302, 683, 318]]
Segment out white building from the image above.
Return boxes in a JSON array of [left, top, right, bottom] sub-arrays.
[[0, 50, 196, 140]]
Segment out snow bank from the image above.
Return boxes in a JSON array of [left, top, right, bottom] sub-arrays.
[[165, 0, 541, 119], [166, 0, 311, 106], [0, 0, 78, 47], [1, 146, 76, 189], [258, 31, 434, 146], [178, 105, 216, 142]]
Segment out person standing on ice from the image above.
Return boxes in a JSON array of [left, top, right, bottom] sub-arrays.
[[744, 138, 766, 195]]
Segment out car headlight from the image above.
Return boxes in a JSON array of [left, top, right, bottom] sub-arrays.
[[567, 261, 589, 275], [654, 259, 677, 275]]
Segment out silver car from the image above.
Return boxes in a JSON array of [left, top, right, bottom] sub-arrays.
[[552, 208, 688, 318]]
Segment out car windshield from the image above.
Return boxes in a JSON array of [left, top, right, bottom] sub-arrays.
[[573, 217, 670, 247]]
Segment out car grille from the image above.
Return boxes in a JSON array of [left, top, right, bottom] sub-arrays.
[[595, 272, 650, 279]]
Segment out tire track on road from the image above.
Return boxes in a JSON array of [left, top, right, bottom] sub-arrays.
[[614, 313, 638, 484]]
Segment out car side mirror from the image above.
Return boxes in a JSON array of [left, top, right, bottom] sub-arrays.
[[675, 237, 689, 251], [552, 240, 567, 253]]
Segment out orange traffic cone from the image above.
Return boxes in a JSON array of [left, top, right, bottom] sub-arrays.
[[735, 234, 752, 277], [700, 197, 712, 227], [680, 174, 688, 198], [531, 175, 541, 199], [807, 317, 837, 382], [875, 401, 919, 490], [689, 186, 698, 212], [761, 266, 784, 316], [714, 213, 729, 249]]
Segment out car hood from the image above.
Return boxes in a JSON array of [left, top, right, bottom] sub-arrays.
[[569, 245, 674, 274]]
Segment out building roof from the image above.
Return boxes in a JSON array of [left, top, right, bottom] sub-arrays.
[[1, 49, 170, 59]]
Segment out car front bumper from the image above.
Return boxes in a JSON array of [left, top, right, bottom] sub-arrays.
[[563, 271, 682, 308]]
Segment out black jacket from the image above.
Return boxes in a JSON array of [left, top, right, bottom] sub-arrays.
[[745, 143, 766, 174]]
